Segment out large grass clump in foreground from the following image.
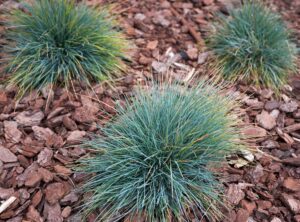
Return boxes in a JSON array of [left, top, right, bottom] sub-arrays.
[[209, 2, 296, 91], [5, 0, 127, 94], [79, 81, 246, 221]]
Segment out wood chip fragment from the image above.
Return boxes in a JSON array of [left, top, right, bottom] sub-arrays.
[[0, 196, 17, 214], [284, 123, 300, 133], [170, 6, 204, 45], [276, 127, 294, 145]]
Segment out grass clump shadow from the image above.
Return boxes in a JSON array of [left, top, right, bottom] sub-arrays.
[[208, 2, 297, 92], [5, 0, 128, 96], [77, 81, 247, 221]]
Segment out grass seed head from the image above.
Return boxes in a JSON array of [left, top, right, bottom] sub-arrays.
[[209, 2, 297, 91], [78, 81, 246, 221], [5, 0, 128, 95]]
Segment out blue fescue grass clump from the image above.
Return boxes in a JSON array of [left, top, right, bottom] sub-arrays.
[[209, 2, 297, 91], [78, 81, 246, 221], [5, 0, 127, 95]]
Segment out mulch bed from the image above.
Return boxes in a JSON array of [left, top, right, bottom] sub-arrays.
[[0, 0, 300, 222]]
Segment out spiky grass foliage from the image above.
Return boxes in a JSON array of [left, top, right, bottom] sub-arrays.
[[209, 2, 296, 91], [5, 0, 127, 95], [78, 81, 246, 221]]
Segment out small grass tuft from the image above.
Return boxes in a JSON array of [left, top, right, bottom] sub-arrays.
[[78, 81, 246, 221], [5, 0, 128, 95], [209, 2, 297, 91]]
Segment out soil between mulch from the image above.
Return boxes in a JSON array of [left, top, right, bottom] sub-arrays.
[[0, 0, 300, 222]]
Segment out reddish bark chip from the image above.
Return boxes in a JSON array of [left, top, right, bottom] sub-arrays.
[[282, 177, 300, 192], [26, 205, 43, 222], [0, 146, 17, 163], [44, 182, 68, 205], [235, 208, 249, 222]]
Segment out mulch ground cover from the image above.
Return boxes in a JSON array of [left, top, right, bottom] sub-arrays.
[[0, 0, 300, 222]]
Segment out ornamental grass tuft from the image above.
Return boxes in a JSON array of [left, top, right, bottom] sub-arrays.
[[78, 81, 246, 221], [209, 2, 296, 91], [5, 0, 127, 95]]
